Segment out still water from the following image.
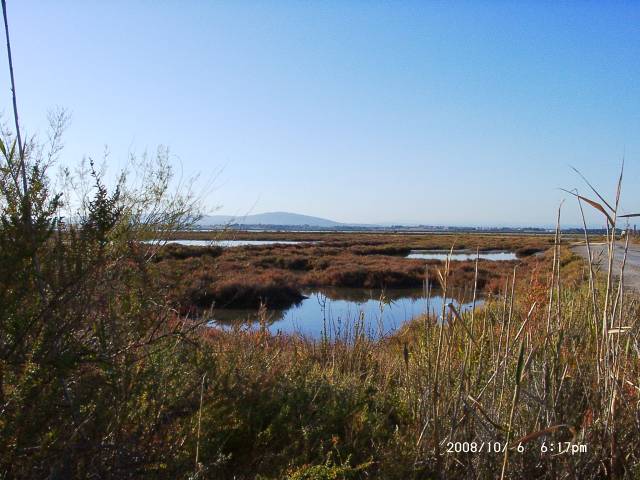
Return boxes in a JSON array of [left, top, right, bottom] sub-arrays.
[[209, 287, 479, 339], [406, 250, 517, 261], [150, 239, 308, 247]]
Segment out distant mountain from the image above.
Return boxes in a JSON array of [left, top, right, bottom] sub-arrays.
[[199, 211, 342, 227]]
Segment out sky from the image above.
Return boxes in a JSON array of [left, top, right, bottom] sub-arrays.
[[1, 1, 639, 227]]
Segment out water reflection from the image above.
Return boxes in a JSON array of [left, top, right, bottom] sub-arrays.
[[209, 287, 480, 339], [149, 239, 308, 247], [406, 250, 517, 261]]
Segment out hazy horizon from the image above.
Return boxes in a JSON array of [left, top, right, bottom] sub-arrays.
[[202, 210, 623, 230], [2, 1, 639, 227]]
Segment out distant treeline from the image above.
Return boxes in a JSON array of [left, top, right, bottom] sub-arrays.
[[191, 223, 618, 235]]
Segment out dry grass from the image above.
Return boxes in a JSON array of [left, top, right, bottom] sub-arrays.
[[156, 229, 558, 251], [187, 239, 639, 478], [149, 233, 560, 312], [168, 172, 640, 478]]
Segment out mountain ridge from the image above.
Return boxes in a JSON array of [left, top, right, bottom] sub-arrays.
[[199, 211, 342, 227]]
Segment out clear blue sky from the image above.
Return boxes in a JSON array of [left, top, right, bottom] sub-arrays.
[[2, 1, 639, 227]]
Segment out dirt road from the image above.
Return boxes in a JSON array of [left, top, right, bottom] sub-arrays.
[[571, 241, 640, 290]]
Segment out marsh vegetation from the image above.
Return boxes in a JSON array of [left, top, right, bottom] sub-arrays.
[[0, 3, 638, 478], [0, 104, 636, 477], [150, 232, 553, 314], [2, 137, 640, 479]]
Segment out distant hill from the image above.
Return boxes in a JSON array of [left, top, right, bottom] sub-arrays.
[[199, 212, 342, 227]]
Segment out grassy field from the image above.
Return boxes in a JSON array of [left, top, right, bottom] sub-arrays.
[[148, 232, 560, 312], [1, 157, 637, 478], [2, 1, 638, 476], [153, 229, 559, 248], [4, 212, 639, 478], [167, 233, 638, 479]]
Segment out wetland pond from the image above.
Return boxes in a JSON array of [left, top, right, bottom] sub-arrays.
[[149, 239, 310, 247], [209, 287, 480, 340], [152, 242, 518, 262], [406, 250, 517, 261]]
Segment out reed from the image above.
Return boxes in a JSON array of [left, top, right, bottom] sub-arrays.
[[186, 167, 638, 478], [2, 159, 638, 478]]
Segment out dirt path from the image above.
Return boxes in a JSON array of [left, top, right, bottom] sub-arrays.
[[571, 241, 640, 290]]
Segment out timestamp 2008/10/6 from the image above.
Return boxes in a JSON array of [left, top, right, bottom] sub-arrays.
[[446, 441, 588, 455]]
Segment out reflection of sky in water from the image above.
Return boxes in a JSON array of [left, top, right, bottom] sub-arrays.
[[210, 288, 480, 340], [406, 250, 517, 261], [147, 239, 308, 247]]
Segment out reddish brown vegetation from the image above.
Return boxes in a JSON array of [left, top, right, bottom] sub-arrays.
[[150, 233, 564, 313], [156, 229, 556, 251]]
